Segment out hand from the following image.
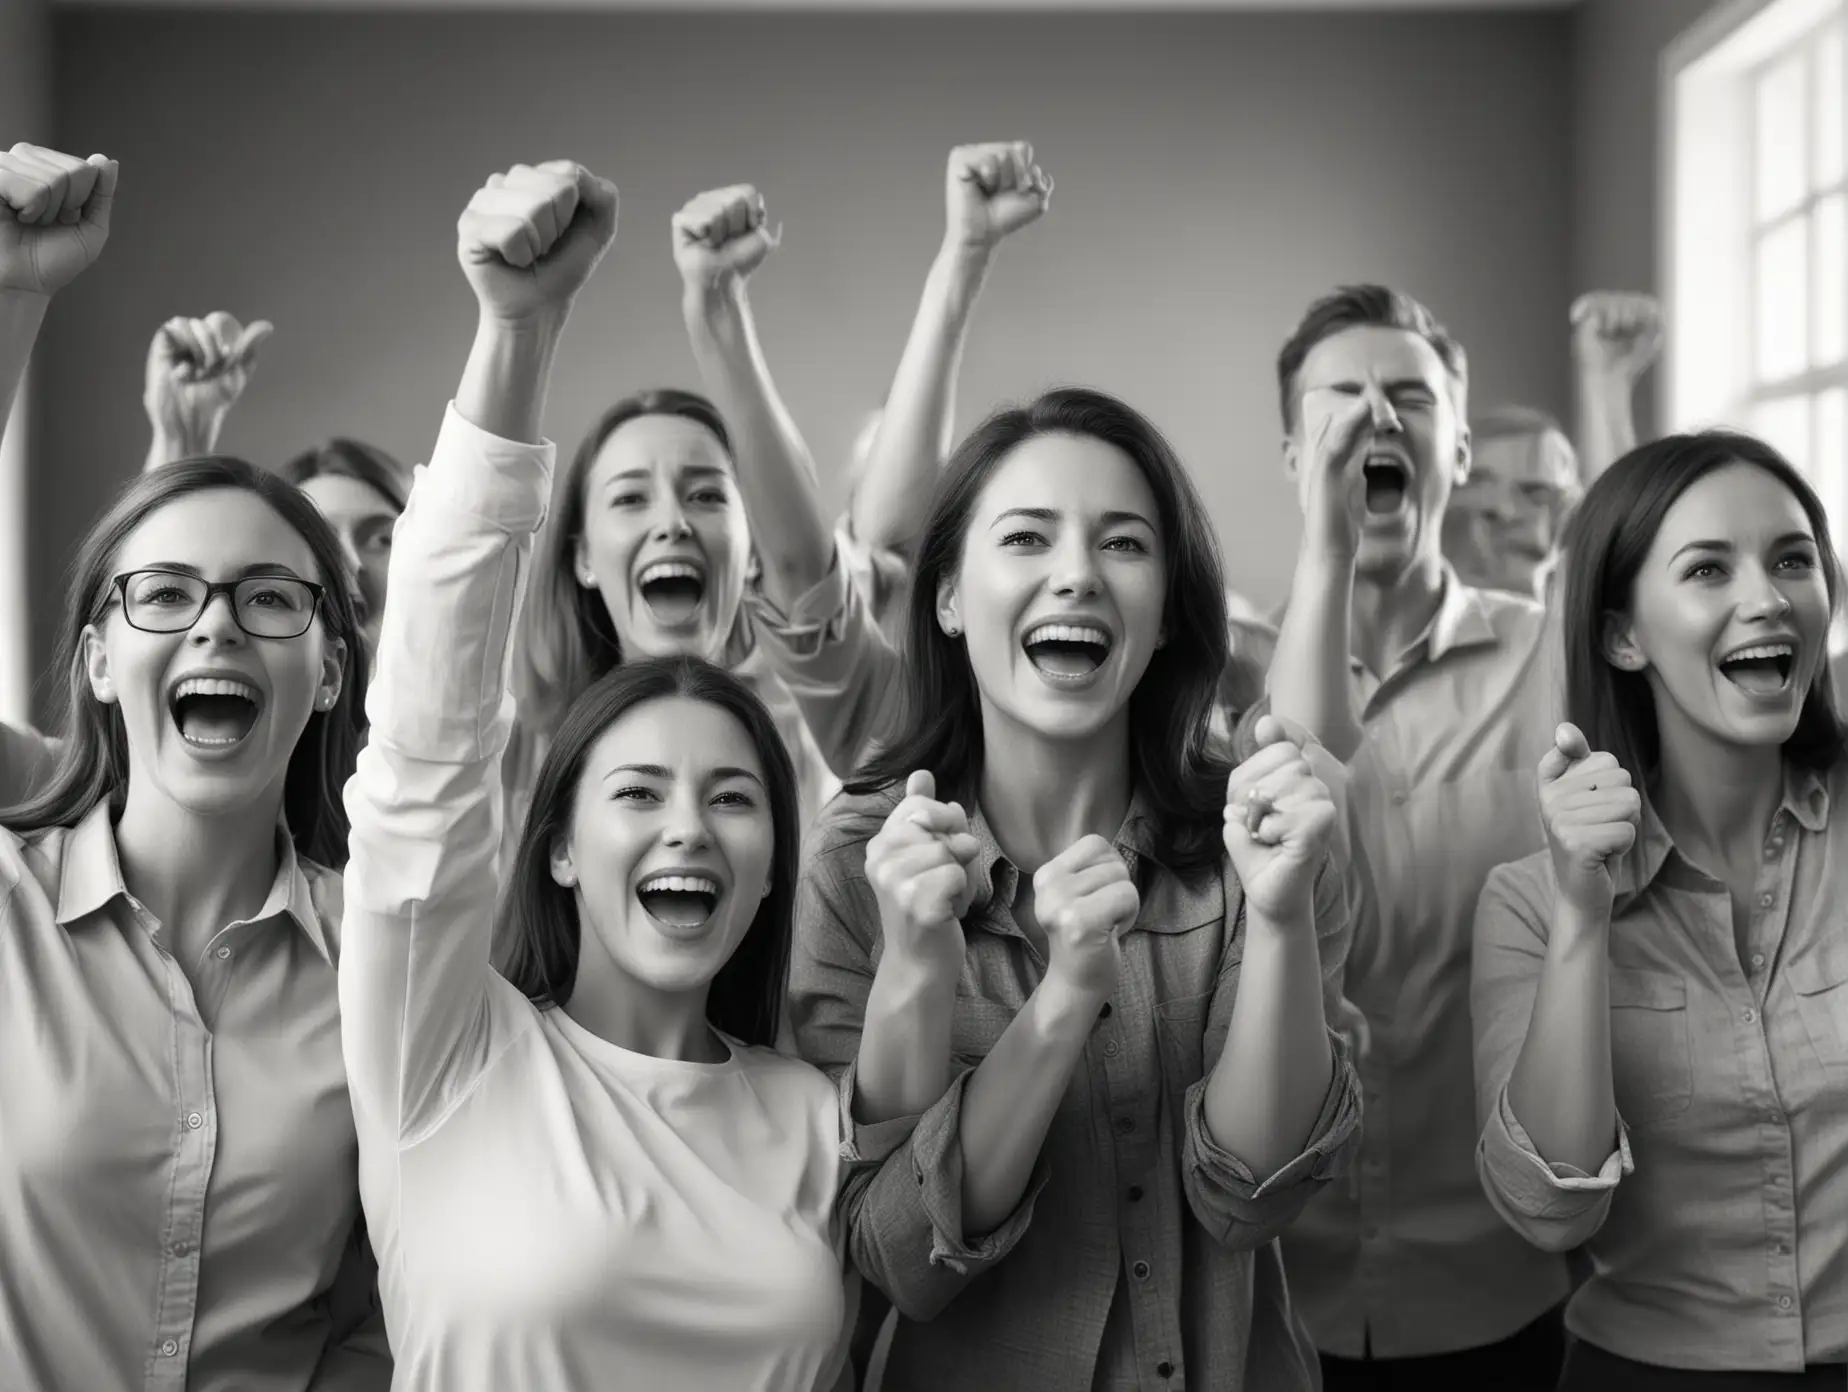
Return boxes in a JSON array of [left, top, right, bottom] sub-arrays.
[[144, 312, 273, 454], [1537, 722, 1640, 919], [1571, 291, 1663, 387], [1037, 835, 1138, 1002], [672, 185, 779, 293], [0, 145, 117, 297], [457, 161, 618, 328], [865, 771, 979, 975], [1293, 393, 1373, 561], [945, 142, 1052, 252], [1223, 715, 1340, 921]]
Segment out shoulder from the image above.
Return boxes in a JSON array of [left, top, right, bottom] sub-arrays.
[[731, 1042, 840, 1115], [806, 782, 902, 869], [1478, 848, 1555, 923], [1472, 586, 1550, 654]]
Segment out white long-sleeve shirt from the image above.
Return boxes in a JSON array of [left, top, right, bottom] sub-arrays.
[[338, 404, 854, 1391]]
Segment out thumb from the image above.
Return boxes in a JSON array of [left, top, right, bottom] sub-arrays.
[[232, 319, 274, 364], [905, 770, 936, 802], [1249, 713, 1296, 753], [1538, 722, 1590, 783], [81, 155, 118, 238]]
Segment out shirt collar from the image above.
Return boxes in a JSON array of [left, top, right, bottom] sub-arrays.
[[56, 801, 332, 963], [1612, 761, 1831, 905]]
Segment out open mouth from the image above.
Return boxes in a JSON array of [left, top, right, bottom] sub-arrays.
[[637, 561, 706, 627], [636, 872, 722, 928], [1718, 642, 1796, 697], [168, 676, 263, 750], [1361, 454, 1411, 516], [1022, 622, 1114, 682]]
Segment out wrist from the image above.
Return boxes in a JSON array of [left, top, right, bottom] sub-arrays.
[[1033, 967, 1110, 1034], [681, 277, 747, 333], [1295, 542, 1359, 588], [872, 941, 962, 1001], [1550, 895, 1612, 952], [477, 306, 569, 347], [934, 238, 996, 285]]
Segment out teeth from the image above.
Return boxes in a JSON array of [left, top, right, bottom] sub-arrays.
[[638, 874, 719, 896], [172, 677, 260, 703], [1024, 623, 1112, 648], [639, 562, 702, 586], [1722, 643, 1794, 664]]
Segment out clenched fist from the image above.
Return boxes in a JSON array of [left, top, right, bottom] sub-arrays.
[[866, 770, 979, 976], [1223, 715, 1339, 921], [945, 142, 1051, 252], [1537, 722, 1640, 919], [673, 185, 779, 291], [0, 145, 117, 297], [144, 312, 273, 458], [1571, 291, 1663, 387], [1292, 391, 1374, 561], [1036, 835, 1138, 1002], [457, 161, 618, 326]]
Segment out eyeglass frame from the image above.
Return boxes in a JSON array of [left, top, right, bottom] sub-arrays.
[[103, 568, 329, 640]]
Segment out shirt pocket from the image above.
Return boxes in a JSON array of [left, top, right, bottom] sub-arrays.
[[1788, 939, 1848, 1080], [1608, 968, 1693, 1125], [949, 995, 1017, 1069], [1155, 990, 1217, 1119]]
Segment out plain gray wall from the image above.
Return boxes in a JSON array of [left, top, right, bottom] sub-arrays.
[[32, 7, 1576, 711]]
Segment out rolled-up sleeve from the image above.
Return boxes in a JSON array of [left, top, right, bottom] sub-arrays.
[[1472, 859, 1631, 1253], [1183, 854, 1362, 1248], [340, 403, 554, 1146], [743, 546, 903, 779], [790, 842, 1046, 1322]]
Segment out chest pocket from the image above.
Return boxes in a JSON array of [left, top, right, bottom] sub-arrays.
[[1608, 968, 1693, 1126], [1788, 939, 1848, 1081]]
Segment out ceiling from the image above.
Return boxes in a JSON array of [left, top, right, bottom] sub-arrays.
[[55, 0, 1576, 10]]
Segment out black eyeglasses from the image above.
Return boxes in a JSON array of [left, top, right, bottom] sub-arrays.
[[108, 569, 326, 639]]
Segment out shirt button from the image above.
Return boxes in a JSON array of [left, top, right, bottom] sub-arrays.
[[1104, 1040, 1121, 1059], [1133, 1260, 1151, 1279], [160, 1340, 179, 1357], [1391, 792, 1407, 806], [170, 1240, 190, 1257], [1127, 1186, 1145, 1203], [215, 946, 231, 960], [1779, 1295, 1794, 1311], [1759, 892, 1774, 908], [185, 1112, 204, 1130], [1115, 1117, 1136, 1136], [1750, 953, 1766, 970], [1743, 1008, 1758, 1024], [1157, 1362, 1174, 1379], [1772, 1242, 1789, 1256]]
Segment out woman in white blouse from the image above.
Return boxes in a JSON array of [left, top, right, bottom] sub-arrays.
[[339, 159, 862, 1391], [1473, 432, 1848, 1388]]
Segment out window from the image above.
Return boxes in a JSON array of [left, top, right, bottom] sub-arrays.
[[1667, 0, 1848, 539]]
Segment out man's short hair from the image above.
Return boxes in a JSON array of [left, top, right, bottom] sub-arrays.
[[1276, 284, 1469, 433]]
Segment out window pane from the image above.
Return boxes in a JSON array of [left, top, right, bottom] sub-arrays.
[[1818, 388, 1848, 543], [1754, 396, 1813, 474], [1818, 193, 1846, 366], [1758, 50, 1810, 220], [1819, 26, 1844, 188], [1757, 215, 1811, 382]]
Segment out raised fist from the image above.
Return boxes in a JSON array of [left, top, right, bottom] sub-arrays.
[[144, 312, 273, 455], [945, 141, 1051, 251], [457, 161, 618, 326], [1571, 291, 1663, 386], [1223, 715, 1339, 921], [865, 770, 979, 976], [1536, 722, 1640, 918], [1037, 834, 1138, 1002], [0, 145, 117, 297], [672, 185, 779, 291]]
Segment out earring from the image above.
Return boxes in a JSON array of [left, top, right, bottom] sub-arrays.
[[945, 623, 960, 637]]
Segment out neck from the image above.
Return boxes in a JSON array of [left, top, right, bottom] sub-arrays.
[[1651, 712, 1785, 872], [1351, 551, 1446, 675], [976, 704, 1135, 876], [113, 780, 284, 952], [566, 938, 726, 1064]]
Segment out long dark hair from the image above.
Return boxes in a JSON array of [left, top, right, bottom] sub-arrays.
[[1, 458, 369, 869], [513, 390, 735, 741], [849, 387, 1233, 878], [1559, 431, 1845, 786], [497, 656, 798, 1048]]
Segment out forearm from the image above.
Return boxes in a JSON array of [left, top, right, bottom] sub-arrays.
[[683, 283, 834, 604], [1574, 372, 1639, 484], [1268, 550, 1361, 762], [1203, 908, 1334, 1177], [851, 243, 992, 551], [455, 311, 566, 448], [853, 952, 959, 1124], [0, 291, 49, 432], [1505, 904, 1617, 1174], [956, 975, 1095, 1236], [144, 418, 221, 472]]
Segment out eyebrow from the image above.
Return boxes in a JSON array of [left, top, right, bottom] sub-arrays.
[[1305, 376, 1437, 396], [604, 465, 731, 486], [140, 562, 309, 580], [989, 507, 1156, 531], [1670, 531, 1816, 563], [602, 762, 766, 788]]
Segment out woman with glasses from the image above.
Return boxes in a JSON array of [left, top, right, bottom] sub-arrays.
[[0, 145, 387, 1392]]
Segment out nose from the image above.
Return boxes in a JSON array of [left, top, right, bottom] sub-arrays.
[[187, 590, 246, 646], [660, 787, 713, 852], [1737, 565, 1795, 622], [1049, 534, 1102, 601], [649, 496, 693, 543], [1363, 382, 1403, 434]]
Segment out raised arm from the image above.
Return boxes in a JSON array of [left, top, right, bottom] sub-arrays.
[[848, 142, 1051, 554], [1472, 722, 1636, 1253], [1571, 291, 1661, 483], [339, 160, 617, 1144], [0, 144, 117, 430], [1268, 396, 1370, 762], [673, 186, 834, 609], [143, 311, 273, 470]]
